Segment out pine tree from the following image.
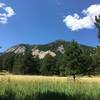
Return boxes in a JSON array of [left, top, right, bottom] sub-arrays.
[[23, 53, 40, 75], [40, 54, 56, 75]]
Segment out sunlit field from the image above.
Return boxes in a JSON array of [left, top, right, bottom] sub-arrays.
[[0, 75, 100, 100]]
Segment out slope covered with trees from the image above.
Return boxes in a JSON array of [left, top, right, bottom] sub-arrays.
[[0, 40, 99, 76]]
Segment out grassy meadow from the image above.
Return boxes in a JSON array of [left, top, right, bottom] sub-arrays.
[[0, 75, 100, 100]]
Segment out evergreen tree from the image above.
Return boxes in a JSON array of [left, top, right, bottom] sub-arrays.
[[92, 46, 100, 74], [23, 53, 40, 75], [2, 53, 15, 72], [40, 54, 56, 75], [12, 53, 27, 74], [56, 54, 65, 76]]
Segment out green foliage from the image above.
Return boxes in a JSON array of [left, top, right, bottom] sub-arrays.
[[56, 55, 67, 76], [1, 53, 15, 72], [95, 16, 100, 40], [92, 46, 100, 74], [23, 53, 40, 75], [95, 16, 100, 24], [64, 41, 83, 75], [79, 49, 95, 75], [13, 54, 25, 74], [0, 40, 98, 76], [40, 54, 56, 75]]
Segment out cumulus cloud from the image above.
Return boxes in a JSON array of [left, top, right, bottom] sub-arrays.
[[4, 7, 15, 17], [63, 4, 100, 31], [0, 3, 5, 8], [0, 2, 15, 24]]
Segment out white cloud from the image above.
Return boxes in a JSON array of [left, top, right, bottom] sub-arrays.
[[4, 7, 15, 17], [63, 4, 100, 31], [0, 2, 15, 24], [0, 17, 7, 24], [0, 3, 5, 8]]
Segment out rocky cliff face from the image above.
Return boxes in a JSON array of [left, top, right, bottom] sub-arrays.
[[32, 48, 56, 59], [5, 45, 57, 59], [5, 46, 26, 55], [57, 45, 65, 54], [4, 40, 93, 59]]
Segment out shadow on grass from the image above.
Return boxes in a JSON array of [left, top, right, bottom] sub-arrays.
[[0, 89, 16, 100], [25, 92, 99, 100], [0, 91, 99, 100]]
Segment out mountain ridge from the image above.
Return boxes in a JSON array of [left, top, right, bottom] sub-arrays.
[[3, 40, 93, 59], [5, 40, 93, 52]]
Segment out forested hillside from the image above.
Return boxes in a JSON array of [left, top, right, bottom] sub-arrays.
[[0, 40, 99, 76]]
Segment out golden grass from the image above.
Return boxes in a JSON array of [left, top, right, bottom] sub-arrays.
[[0, 75, 100, 83]]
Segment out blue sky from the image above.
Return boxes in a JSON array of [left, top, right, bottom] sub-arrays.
[[0, 0, 100, 52]]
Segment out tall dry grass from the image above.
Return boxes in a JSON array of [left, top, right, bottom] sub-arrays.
[[0, 75, 99, 100]]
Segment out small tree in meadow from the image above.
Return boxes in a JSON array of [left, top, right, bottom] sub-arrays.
[[64, 40, 83, 81]]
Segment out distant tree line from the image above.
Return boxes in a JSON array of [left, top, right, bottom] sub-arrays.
[[0, 40, 100, 78]]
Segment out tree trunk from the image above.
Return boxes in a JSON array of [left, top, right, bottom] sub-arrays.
[[73, 74, 76, 82]]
